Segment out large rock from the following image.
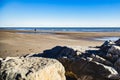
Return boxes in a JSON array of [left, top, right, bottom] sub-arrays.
[[115, 38, 120, 46], [0, 57, 66, 80], [29, 46, 77, 58], [114, 58, 120, 74], [108, 45, 120, 56], [105, 46, 120, 63], [59, 58, 119, 80], [100, 40, 115, 53]]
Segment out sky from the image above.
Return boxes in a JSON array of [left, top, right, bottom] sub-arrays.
[[0, 0, 120, 27]]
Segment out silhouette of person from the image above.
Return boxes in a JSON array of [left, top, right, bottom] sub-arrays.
[[34, 28, 37, 32]]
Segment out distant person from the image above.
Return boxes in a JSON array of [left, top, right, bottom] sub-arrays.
[[34, 28, 37, 32]]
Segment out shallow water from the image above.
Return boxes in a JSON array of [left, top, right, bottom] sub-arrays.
[[94, 37, 120, 41], [17, 31, 54, 34]]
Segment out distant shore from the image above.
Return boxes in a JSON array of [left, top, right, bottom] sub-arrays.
[[0, 29, 120, 58]]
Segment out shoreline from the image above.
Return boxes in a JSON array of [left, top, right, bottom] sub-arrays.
[[0, 29, 120, 58]]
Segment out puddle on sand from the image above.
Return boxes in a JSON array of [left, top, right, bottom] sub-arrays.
[[93, 37, 120, 41]]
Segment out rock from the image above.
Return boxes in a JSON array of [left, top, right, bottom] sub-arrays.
[[106, 54, 119, 63], [90, 54, 113, 66], [59, 58, 119, 80], [31, 46, 77, 58], [0, 58, 2, 61], [100, 40, 115, 53], [105, 45, 120, 63], [114, 58, 120, 74], [0, 57, 66, 80], [108, 45, 120, 56], [27, 46, 120, 80], [115, 38, 120, 46]]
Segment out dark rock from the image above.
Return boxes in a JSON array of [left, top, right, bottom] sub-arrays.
[[30, 46, 77, 59], [105, 46, 120, 63], [90, 54, 113, 66], [59, 58, 119, 80], [115, 38, 120, 46], [100, 40, 115, 53], [108, 46, 120, 56]]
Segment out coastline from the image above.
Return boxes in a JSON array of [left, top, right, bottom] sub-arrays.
[[0, 29, 120, 58]]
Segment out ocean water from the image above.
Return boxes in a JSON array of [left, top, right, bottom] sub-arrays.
[[1, 27, 120, 32]]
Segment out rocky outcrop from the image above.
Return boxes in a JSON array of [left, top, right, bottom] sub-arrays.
[[0, 57, 66, 80], [28, 45, 120, 80]]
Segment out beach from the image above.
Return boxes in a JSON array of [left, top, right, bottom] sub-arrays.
[[0, 30, 120, 58]]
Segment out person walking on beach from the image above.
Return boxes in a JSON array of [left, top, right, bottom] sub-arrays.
[[34, 28, 37, 32]]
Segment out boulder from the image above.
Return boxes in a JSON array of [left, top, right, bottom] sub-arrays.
[[114, 58, 120, 74], [100, 40, 115, 53], [108, 45, 120, 56], [115, 38, 120, 46], [106, 54, 119, 63], [59, 58, 119, 80], [30, 46, 77, 58], [105, 45, 120, 63], [0, 57, 66, 80]]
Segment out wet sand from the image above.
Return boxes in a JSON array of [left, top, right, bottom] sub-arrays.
[[0, 30, 120, 58]]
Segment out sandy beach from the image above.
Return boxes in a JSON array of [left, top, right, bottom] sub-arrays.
[[0, 30, 120, 58]]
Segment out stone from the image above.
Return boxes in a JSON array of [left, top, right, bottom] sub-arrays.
[[108, 45, 120, 56], [0, 57, 66, 80], [106, 54, 119, 63], [106, 45, 120, 63], [114, 58, 120, 74], [90, 54, 113, 66], [100, 40, 115, 53], [115, 38, 120, 46], [30, 46, 77, 58], [59, 58, 119, 80]]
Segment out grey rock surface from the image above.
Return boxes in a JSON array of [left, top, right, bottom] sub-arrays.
[[0, 57, 66, 80]]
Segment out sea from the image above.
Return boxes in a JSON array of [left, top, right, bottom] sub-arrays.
[[0, 27, 120, 41], [1, 27, 120, 32]]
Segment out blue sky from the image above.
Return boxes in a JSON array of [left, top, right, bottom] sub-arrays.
[[0, 0, 120, 27]]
